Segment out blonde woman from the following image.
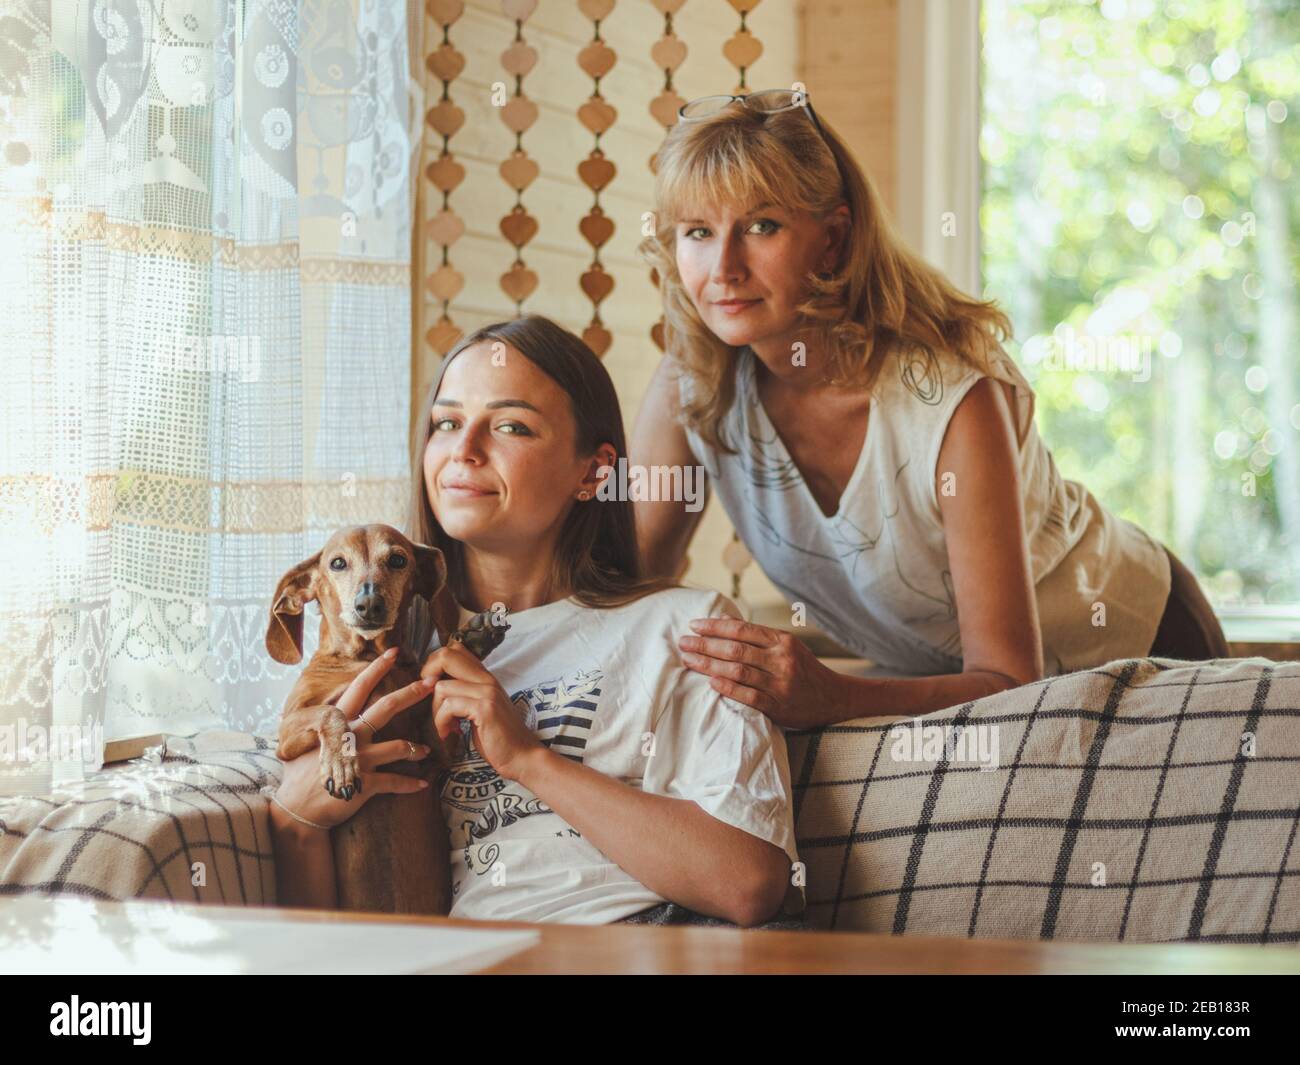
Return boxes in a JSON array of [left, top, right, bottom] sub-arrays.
[[633, 89, 1227, 728]]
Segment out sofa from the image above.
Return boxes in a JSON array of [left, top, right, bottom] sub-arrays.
[[2, 654, 1297, 945]]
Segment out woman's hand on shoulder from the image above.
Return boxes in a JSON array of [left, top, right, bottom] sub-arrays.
[[677, 616, 842, 728], [427, 642, 545, 782]]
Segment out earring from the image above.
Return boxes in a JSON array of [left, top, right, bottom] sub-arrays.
[[578, 490, 591, 500]]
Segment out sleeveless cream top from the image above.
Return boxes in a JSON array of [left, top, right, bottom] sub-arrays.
[[679, 344, 1172, 677]]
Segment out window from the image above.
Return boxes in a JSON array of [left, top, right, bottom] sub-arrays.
[[980, 0, 1300, 617]]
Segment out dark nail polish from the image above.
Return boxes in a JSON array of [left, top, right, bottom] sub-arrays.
[[326, 778, 334, 795], [354, 778, 362, 795]]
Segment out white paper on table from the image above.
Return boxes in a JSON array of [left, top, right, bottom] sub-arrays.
[[0, 896, 540, 975]]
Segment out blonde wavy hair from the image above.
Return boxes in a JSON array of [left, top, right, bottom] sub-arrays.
[[637, 97, 1014, 454]]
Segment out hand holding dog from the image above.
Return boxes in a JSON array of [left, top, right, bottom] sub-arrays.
[[427, 641, 544, 783], [273, 650, 435, 831]]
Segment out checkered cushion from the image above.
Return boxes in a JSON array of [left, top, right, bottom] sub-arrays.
[[788, 656, 1300, 944], [0, 732, 282, 905], [4, 656, 1297, 945]]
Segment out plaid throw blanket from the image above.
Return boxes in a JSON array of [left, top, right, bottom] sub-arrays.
[[2, 656, 1297, 945], [788, 656, 1300, 944], [0, 732, 281, 905]]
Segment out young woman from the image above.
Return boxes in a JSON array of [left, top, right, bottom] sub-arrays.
[[632, 88, 1229, 729], [269, 315, 804, 929]]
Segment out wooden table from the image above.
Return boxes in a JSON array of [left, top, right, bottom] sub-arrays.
[[266, 904, 1300, 975], [12, 895, 1296, 975]]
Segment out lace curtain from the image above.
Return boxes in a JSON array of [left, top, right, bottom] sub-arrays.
[[0, 0, 418, 796]]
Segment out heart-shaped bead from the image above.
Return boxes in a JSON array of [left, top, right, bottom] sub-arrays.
[[427, 0, 465, 25], [501, 95, 539, 134], [577, 154, 616, 192], [582, 322, 612, 358], [426, 44, 465, 83], [577, 0, 615, 19], [578, 97, 617, 135], [426, 209, 465, 247], [425, 153, 465, 193], [722, 537, 754, 574], [650, 37, 687, 72], [499, 207, 539, 248], [727, 0, 762, 12], [723, 31, 763, 71], [499, 151, 540, 191], [580, 265, 614, 304], [577, 40, 617, 81], [501, 0, 537, 21], [579, 209, 614, 249], [650, 319, 665, 351], [426, 317, 463, 356], [651, 0, 686, 14], [650, 91, 683, 128], [426, 100, 465, 138], [426, 265, 465, 302], [500, 264, 538, 303], [500, 41, 538, 77]]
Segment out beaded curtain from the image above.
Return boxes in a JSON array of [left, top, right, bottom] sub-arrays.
[[412, 0, 784, 618]]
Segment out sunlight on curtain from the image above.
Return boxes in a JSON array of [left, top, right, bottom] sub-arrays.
[[0, 0, 415, 795]]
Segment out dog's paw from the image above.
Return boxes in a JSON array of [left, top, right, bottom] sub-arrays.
[[317, 705, 359, 801]]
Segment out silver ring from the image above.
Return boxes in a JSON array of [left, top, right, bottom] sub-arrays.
[[405, 740, 416, 758], [357, 713, 376, 738]]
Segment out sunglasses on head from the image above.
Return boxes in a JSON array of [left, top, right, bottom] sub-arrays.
[[677, 88, 844, 189], [677, 88, 829, 140]]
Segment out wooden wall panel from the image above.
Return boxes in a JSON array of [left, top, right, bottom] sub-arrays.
[[798, 0, 898, 221]]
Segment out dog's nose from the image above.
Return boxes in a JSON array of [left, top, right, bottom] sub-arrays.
[[354, 583, 386, 625]]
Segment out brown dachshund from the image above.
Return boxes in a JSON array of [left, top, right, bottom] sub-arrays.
[[265, 523, 503, 916]]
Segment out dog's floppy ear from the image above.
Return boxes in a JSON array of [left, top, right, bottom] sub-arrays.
[[266, 552, 321, 665], [430, 585, 462, 648], [412, 543, 460, 646], [411, 542, 448, 601]]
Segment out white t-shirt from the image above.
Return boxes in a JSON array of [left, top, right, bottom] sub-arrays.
[[426, 586, 803, 925]]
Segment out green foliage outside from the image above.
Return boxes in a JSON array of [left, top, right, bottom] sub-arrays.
[[981, 0, 1299, 609]]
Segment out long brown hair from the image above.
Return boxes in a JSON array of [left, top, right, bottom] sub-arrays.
[[406, 315, 678, 609], [637, 97, 1014, 453]]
